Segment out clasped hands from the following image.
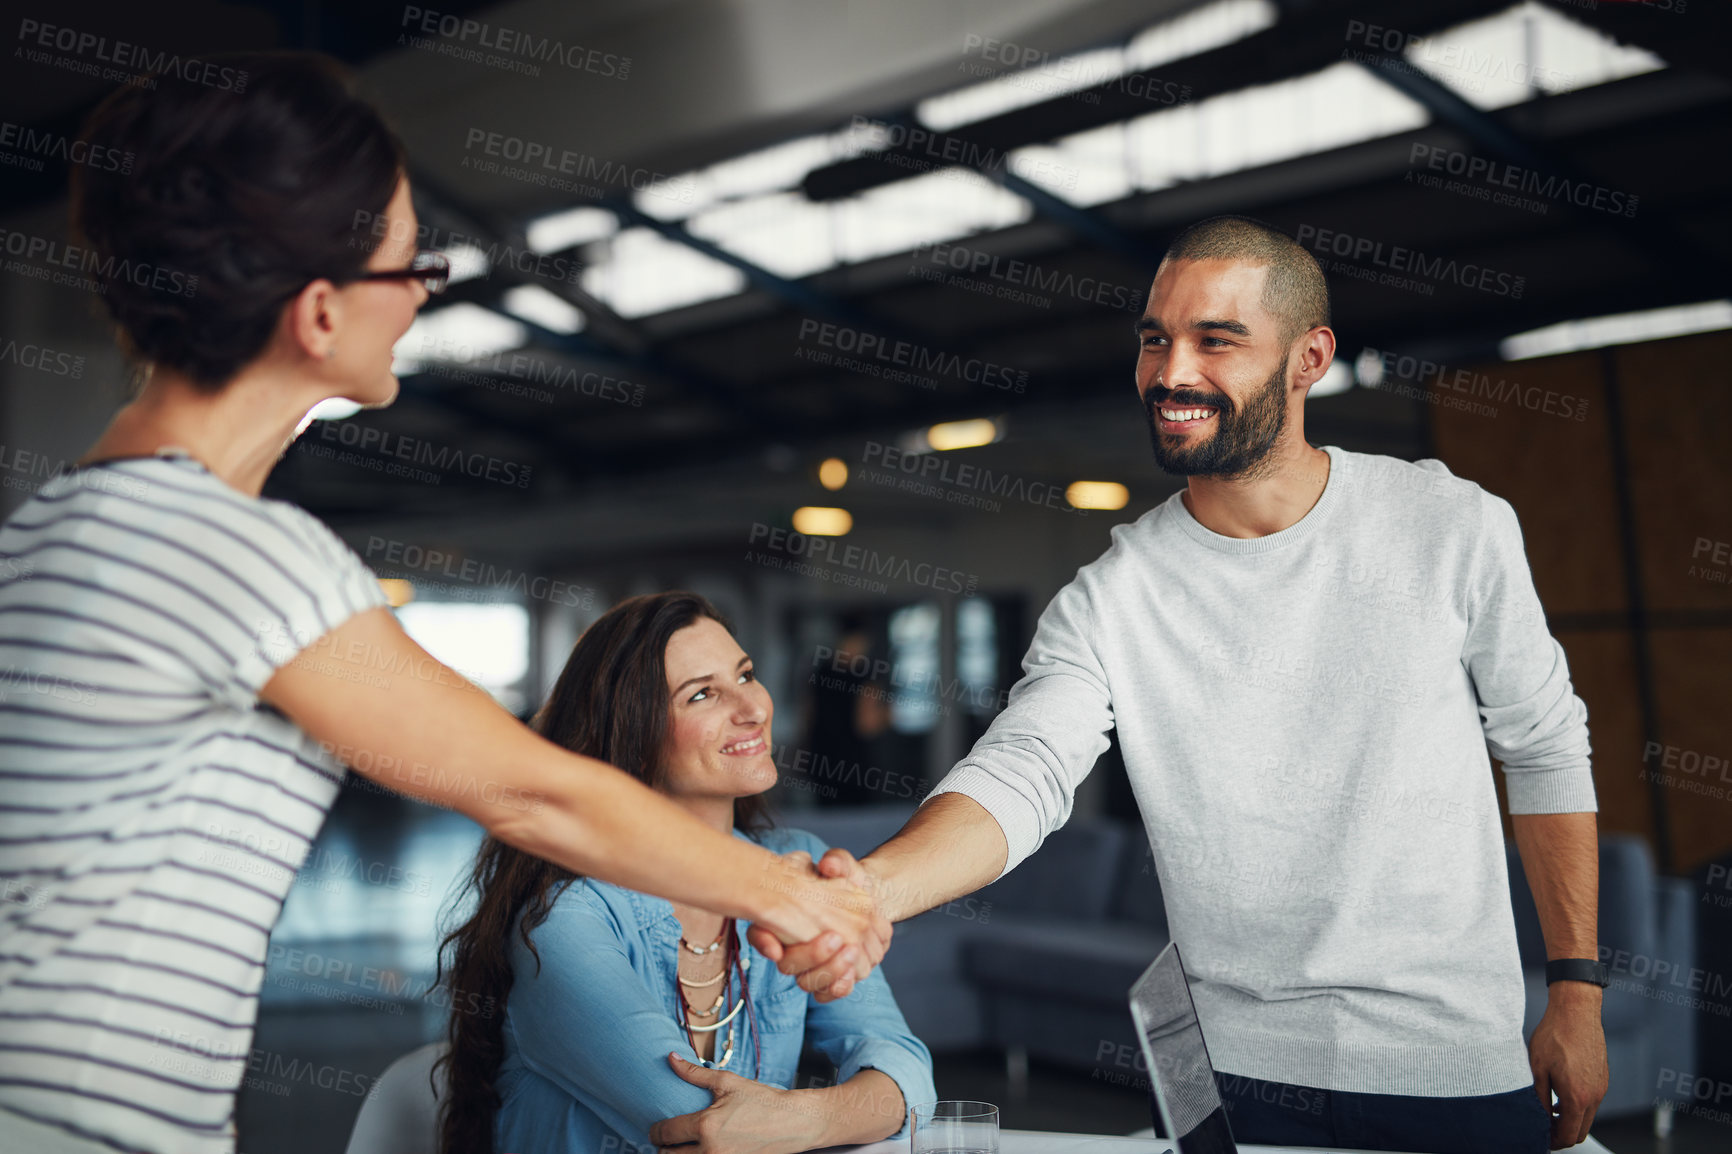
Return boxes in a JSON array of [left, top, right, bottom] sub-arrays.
[[746, 847, 883, 1002]]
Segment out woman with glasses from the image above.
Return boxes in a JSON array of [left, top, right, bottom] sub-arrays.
[[0, 52, 884, 1154]]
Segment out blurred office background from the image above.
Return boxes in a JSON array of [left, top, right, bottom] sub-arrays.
[[1, 0, 1729, 1150]]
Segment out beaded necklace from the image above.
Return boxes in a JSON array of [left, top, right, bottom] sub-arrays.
[[672, 918, 759, 1078]]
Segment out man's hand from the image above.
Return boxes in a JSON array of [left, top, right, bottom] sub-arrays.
[[750, 848, 885, 1001], [647, 1053, 817, 1154], [815, 845, 873, 889], [753, 794, 1007, 999], [745, 850, 890, 1002], [1528, 984, 1608, 1149]]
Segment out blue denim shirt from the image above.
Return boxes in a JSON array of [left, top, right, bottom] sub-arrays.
[[494, 826, 935, 1154]]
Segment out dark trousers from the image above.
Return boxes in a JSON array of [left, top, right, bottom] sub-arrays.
[[1151, 1069, 1552, 1154]]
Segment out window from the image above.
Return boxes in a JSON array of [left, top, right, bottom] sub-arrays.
[[957, 596, 1000, 720], [887, 601, 943, 734], [394, 600, 532, 715]]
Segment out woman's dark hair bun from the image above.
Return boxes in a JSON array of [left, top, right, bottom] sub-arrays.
[[70, 52, 406, 389]]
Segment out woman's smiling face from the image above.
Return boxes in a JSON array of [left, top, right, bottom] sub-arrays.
[[659, 617, 777, 805]]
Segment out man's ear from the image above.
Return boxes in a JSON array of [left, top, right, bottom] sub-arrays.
[[1295, 325, 1337, 388]]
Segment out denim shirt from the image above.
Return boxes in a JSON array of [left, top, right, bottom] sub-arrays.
[[494, 826, 935, 1154]]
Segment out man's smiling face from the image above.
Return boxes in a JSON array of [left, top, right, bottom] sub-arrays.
[[1135, 258, 1296, 480]]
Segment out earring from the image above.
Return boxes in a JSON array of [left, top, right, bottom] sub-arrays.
[[325, 347, 337, 360]]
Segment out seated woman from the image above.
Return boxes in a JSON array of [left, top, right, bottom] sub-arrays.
[[435, 592, 935, 1154]]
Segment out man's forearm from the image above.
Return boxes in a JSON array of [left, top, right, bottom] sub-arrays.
[[1509, 811, 1599, 962], [1512, 810, 1609, 1145], [861, 792, 1010, 922]]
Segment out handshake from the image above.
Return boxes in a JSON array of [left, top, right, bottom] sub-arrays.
[[745, 845, 893, 1002]]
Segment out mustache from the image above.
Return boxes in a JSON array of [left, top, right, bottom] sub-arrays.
[[1147, 387, 1230, 413]]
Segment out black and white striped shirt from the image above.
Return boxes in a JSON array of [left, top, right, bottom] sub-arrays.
[[0, 453, 386, 1154]]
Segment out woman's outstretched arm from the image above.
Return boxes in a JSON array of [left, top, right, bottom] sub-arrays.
[[260, 606, 888, 987]]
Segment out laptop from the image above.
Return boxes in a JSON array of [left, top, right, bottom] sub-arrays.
[[1128, 942, 1238, 1154]]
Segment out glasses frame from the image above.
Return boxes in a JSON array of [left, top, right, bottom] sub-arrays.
[[347, 250, 450, 296]]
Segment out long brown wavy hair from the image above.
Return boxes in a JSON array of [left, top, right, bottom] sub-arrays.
[[432, 591, 775, 1154]]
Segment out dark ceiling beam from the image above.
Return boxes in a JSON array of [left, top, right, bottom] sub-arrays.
[[387, 325, 828, 487], [1351, 55, 1727, 300], [1351, 59, 1546, 169], [987, 165, 1166, 272], [385, 373, 597, 486], [314, 381, 1034, 522]]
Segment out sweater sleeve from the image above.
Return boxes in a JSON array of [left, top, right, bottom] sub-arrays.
[[924, 575, 1115, 879], [1463, 492, 1597, 814]]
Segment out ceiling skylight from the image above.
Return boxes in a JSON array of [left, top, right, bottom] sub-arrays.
[[525, 206, 618, 253], [580, 228, 747, 318], [501, 284, 587, 334], [831, 168, 1031, 264], [1404, 1, 1663, 111], [917, 0, 1278, 132], [1500, 301, 1732, 361], [1012, 61, 1430, 206], [393, 304, 528, 374]]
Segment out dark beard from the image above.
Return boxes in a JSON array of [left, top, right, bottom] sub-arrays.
[[1145, 357, 1289, 479]]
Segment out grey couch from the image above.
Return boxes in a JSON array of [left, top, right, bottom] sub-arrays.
[[793, 806, 1697, 1120]]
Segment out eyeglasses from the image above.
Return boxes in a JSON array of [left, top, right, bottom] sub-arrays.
[[348, 251, 450, 295]]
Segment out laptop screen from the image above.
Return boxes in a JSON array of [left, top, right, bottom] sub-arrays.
[[1129, 942, 1236, 1154]]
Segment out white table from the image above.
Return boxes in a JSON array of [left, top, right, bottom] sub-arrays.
[[814, 1126, 1620, 1153]]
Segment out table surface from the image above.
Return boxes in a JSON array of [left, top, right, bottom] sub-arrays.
[[811, 1126, 1621, 1153]]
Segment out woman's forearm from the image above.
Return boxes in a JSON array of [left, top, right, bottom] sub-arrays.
[[399, 709, 867, 949], [261, 607, 876, 955], [792, 1068, 907, 1148], [488, 734, 793, 921]]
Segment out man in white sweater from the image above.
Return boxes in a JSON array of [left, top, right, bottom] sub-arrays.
[[757, 217, 1609, 1153]]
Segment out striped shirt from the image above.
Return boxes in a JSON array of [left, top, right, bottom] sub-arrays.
[[0, 453, 386, 1154]]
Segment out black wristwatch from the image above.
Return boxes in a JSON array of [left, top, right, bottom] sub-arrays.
[[1545, 959, 1610, 988]]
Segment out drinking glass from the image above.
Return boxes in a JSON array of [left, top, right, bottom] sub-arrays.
[[910, 1099, 1000, 1154]]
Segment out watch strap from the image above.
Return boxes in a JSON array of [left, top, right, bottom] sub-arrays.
[[1544, 958, 1609, 988]]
